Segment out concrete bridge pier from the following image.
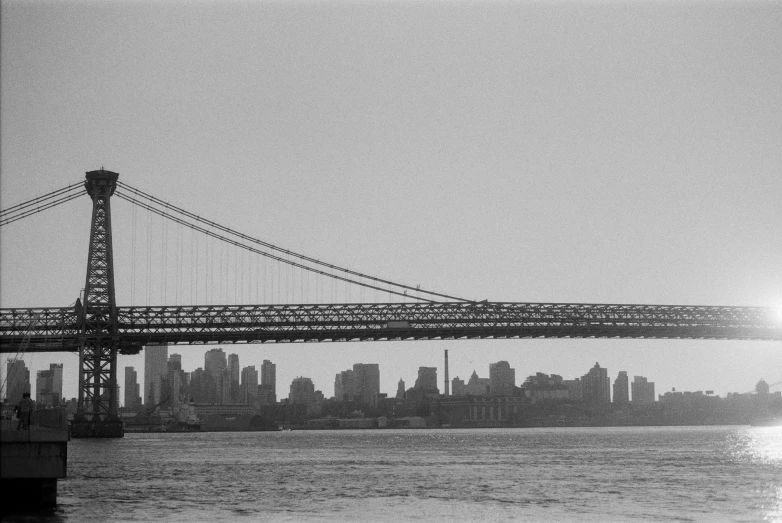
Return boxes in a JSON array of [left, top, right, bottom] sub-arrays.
[[0, 410, 69, 511]]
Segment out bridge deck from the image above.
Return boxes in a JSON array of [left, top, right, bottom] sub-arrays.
[[1, 302, 780, 352]]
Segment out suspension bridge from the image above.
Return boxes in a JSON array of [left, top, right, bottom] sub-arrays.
[[1, 169, 780, 437]]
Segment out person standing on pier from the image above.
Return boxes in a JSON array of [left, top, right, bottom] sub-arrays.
[[16, 392, 34, 430]]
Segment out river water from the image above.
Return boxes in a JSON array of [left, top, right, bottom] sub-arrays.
[[7, 426, 782, 522]]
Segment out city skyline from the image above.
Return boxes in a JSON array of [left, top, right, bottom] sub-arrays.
[[3, 347, 776, 406]]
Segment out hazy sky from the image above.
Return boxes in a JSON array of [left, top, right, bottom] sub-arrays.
[[1, 0, 780, 403]]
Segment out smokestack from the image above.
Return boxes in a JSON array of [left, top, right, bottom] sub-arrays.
[[444, 349, 449, 396]]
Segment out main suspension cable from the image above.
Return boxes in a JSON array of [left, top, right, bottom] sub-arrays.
[[0, 190, 84, 226], [0, 181, 82, 217], [117, 181, 468, 302], [115, 191, 441, 303]]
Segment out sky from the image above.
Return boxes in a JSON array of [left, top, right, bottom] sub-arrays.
[[1, 0, 781, 404]]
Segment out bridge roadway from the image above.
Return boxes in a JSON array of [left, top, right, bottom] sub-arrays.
[[1, 302, 780, 353]]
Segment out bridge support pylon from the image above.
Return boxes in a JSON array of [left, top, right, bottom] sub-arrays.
[[72, 169, 123, 438]]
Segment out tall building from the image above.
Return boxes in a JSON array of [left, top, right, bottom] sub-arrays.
[[335, 364, 380, 407], [631, 376, 655, 405], [189, 368, 208, 403], [228, 353, 240, 403], [451, 377, 466, 396], [289, 377, 316, 405], [261, 359, 276, 403], [144, 344, 169, 406], [36, 363, 64, 405], [5, 359, 31, 403], [613, 371, 629, 404], [124, 366, 141, 409], [166, 354, 186, 405], [204, 348, 227, 403], [489, 361, 516, 396], [582, 362, 610, 404], [396, 379, 406, 399], [414, 367, 438, 392], [241, 366, 258, 404], [50, 363, 63, 399], [334, 369, 354, 402]]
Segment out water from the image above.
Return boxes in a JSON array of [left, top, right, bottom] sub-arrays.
[[7, 426, 782, 522]]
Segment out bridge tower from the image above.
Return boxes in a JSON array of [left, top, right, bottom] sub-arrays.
[[72, 169, 123, 438]]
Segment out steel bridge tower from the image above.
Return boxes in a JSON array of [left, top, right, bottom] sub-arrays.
[[71, 169, 123, 438]]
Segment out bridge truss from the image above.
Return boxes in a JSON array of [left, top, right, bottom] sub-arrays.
[[1, 302, 780, 354]]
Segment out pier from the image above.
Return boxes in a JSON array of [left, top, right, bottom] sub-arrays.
[[0, 408, 69, 508]]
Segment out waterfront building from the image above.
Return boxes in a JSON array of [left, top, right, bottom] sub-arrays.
[[631, 376, 655, 405], [414, 367, 438, 392], [192, 403, 258, 417], [451, 377, 465, 396], [228, 353, 240, 403], [144, 344, 168, 406], [241, 366, 258, 404], [124, 366, 141, 409], [454, 370, 490, 396], [523, 373, 569, 400], [613, 371, 629, 404], [582, 362, 610, 404], [489, 361, 516, 396], [562, 378, 582, 401], [261, 359, 276, 403]]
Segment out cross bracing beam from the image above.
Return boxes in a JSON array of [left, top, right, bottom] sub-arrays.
[[1, 302, 780, 352]]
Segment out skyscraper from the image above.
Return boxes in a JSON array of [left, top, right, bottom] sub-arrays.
[[36, 369, 55, 405], [167, 354, 185, 405], [334, 369, 354, 402], [489, 361, 516, 396], [204, 348, 227, 403], [124, 366, 141, 409], [613, 371, 629, 404], [144, 344, 168, 406], [414, 367, 438, 392], [5, 359, 30, 403], [334, 364, 380, 407], [582, 362, 610, 404], [451, 377, 466, 396], [240, 366, 258, 404], [260, 359, 276, 403], [50, 363, 63, 400], [631, 376, 655, 405], [228, 353, 240, 403], [36, 363, 64, 405], [289, 377, 315, 405], [396, 379, 406, 399]]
